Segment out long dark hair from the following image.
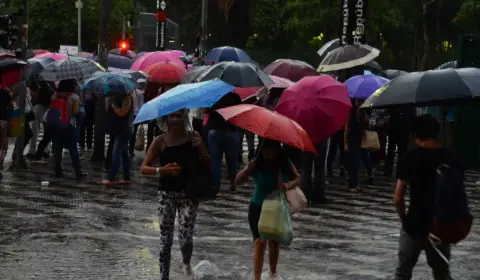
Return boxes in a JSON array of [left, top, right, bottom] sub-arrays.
[[255, 139, 290, 174]]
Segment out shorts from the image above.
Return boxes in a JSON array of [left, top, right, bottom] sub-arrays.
[[248, 202, 262, 240]]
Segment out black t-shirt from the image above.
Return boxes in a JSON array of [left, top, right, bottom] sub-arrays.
[[0, 89, 12, 121], [207, 93, 241, 131], [397, 147, 463, 238]]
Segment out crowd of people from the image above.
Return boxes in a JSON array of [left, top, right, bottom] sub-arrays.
[[0, 67, 463, 280]]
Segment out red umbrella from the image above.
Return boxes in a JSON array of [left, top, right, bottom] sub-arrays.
[[216, 104, 317, 154], [275, 75, 352, 144], [145, 62, 188, 84], [33, 49, 49, 55], [264, 59, 316, 82]]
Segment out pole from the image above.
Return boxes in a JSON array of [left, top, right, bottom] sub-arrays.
[[156, 0, 167, 51], [77, 0, 82, 51], [12, 0, 28, 170], [200, 0, 208, 58], [122, 15, 126, 40], [91, 0, 112, 162]]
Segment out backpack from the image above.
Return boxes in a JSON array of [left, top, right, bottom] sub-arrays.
[[430, 164, 473, 245], [46, 92, 72, 128]]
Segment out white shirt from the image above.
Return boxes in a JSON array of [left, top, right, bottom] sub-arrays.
[[132, 89, 145, 116]]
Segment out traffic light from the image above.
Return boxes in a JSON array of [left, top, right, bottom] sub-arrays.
[[118, 40, 129, 56]]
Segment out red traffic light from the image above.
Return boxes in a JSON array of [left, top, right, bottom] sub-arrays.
[[118, 40, 129, 50]]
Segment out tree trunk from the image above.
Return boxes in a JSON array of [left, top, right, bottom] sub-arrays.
[[420, 0, 437, 71]]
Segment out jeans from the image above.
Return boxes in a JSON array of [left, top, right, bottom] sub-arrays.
[[208, 130, 239, 187], [105, 134, 115, 170], [29, 104, 47, 153], [346, 143, 373, 188], [385, 133, 409, 176], [301, 141, 328, 203], [107, 128, 132, 181], [35, 122, 53, 158], [54, 126, 81, 176], [326, 130, 346, 172], [395, 229, 452, 280], [238, 130, 255, 158]]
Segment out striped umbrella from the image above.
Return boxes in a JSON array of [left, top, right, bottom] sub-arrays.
[[39, 57, 105, 81]]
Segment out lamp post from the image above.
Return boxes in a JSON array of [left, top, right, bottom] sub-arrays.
[[76, 0, 82, 51]]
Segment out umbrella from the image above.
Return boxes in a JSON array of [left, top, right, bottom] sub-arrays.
[[166, 50, 187, 57], [144, 62, 188, 84], [276, 75, 352, 144], [0, 58, 28, 72], [268, 75, 295, 88], [317, 44, 380, 72], [130, 51, 185, 71], [179, 56, 193, 65], [108, 68, 149, 81], [233, 75, 294, 101], [26, 50, 36, 59], [134, 79, 235, 124], [264, 59, 316, 82], [81, 72, 135, 98], [317, 38, 340, 58], [344, 74, 389, 100], [77, 51, 94, 59], [0, 50, 15, 58], [216, 104, 317, 154], [197, 62, 274, 88], [39, 56, 105, 81], [94, 54, 133, 69], [109, 48, 136, 59], [27, 57, 55, 74], [365, 60, 382, 72], [181, 65, 210, 84], [435, 61, 458, 70], [204, 46, 252, 64], [35, 52, 68, 61], [380, 69, 408, 79], [33, 49, 49, 55], [361, 68, 480, 109]]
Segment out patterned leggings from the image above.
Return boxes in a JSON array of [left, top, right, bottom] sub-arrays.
[[0, 120, 8, 169], [157, 191, 198, 280]]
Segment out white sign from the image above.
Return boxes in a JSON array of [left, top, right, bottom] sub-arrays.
[[75, 1, 83, 8], [59, 45, 78, 55], [160, 0, 166, 10]]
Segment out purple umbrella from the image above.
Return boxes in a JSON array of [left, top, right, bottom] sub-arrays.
[[344, 74, 389, 100]]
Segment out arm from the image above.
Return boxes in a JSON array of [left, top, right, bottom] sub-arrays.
[[112, 95, 132, 117], [235, 160, 257, 185], [193, 131, 212, 169], [394, 179, 408, 224], [141, 136, 164, 175]]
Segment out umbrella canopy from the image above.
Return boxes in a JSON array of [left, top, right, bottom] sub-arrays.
[[35, 52, 68, 61], [268, 75, 295, 89], [130, 51, 185, 71], [166, 50, 187, 57], [33, 49, 49, 55], [77, 51, 94, 59], [0, 58, 28, 73], [94, 54, 133, 69], [81, 72, 135, 98], [134, 79, 235, 124], [27, 57, 55, 74], [435, 61, 458, 70], [109, 48, 136, 59], [204, 46, 252, 64], [144, 62, 188, 84], [216, 104, 317, 154], [39, 56, 105, 81], [26, 50, 36, 59], [361, 68, 480, 109], [264, 59, 316, 82], [317, 44, 380, 72], [364, 60, 382, 72], [181, 65, 210, 84], [344, 74, 389, 100], [233, 75, 294, 102], [317, 38, 340, 58], [108, 68, 149, 81], [380, 69, 408, 79], [0, 50, 15, 58], [198, 62, 274, 88], [276, 75, 352, 144]]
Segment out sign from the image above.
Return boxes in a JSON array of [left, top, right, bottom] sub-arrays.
[[160, 0, 166, 10], [75, 1, 83, 9], [352, 0, 368, 45], [59, 45, 78, 55], [156, 0, 166, 50], [339, 0, 350, 46]]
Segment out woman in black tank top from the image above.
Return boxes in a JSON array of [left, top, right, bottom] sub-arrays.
[[141, 109, 210, 280]]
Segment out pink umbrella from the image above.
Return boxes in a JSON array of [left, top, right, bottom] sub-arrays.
[[33, 49, 49, 55], [77, 51, 94, 59], [275, 75, 352, 144], [35, 52, 68, 61], [269, 75, 295, 88], [166, 50, 186, 57], [130, 51, 185, 71], [234, 75, 294, 101]]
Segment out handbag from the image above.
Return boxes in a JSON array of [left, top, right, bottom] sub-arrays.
[[361, 130, 381, 151], [184, 132, 218, 202], [286, 187, 308, 215], [135, 125, 145, 151]]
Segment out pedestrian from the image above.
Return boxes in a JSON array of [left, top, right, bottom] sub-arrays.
[[235, 139, 300, 280], [100, 92, 134, 186], [140, 109, 210, 280], [33, 81, 55, 160], [394, 114, 460, 280], [129, 80, 145, 157], [0, 77, 13, 179], [385, 107, 415, 177], [206, 92, 242, 192], [326, 129, 346, 176], [11, 80, 35, 165], [46, 79, 87, 180], [238, 96, 257, 163], [26, 76, 43, 158], [79, 87, 95, 150], [344, 98, 373, 192], [301, 138, 329, 205]]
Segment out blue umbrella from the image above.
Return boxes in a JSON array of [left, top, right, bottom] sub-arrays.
[[344, 74, 389, 100], [134, 79, 235, 124], [81, 72, 135, 99], [205, 46, 252, 64], [94, 54, 133, 69]]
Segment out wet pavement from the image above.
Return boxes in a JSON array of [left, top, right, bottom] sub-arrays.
[[0, 137, 479, 280]]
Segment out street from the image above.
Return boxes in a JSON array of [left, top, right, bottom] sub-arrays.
[[0, 140, 479, 280]]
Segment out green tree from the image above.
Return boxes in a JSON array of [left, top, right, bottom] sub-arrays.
[[453, 0, 480, 33], [246, 0, 285, 50]]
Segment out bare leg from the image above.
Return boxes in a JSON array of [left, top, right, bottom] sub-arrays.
[[253, 238, 267, 280]]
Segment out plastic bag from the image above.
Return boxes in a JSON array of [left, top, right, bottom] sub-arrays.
[[7, 108, 24, 137], [135, 125, 145, 151], [258, 190, 293, 246], [286, 187, 308, 215]]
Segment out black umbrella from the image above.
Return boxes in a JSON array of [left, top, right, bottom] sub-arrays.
[[317, 38, 340, 58], [26, 50, 36, 59], [380, 69, 408, 79], [197, 62, 274, 87], [0, 58, 28, 73], [27, 57, 55, 74], [181, 65, 210, 84], [95, 54, 133, 69], [361, 68, 480, 109], [365, 60, 382, 72], [317, 44, 380, 73], [179, 56, 193, 65]]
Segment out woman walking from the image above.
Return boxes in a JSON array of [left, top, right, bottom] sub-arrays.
[[0, 78, 13, 179], [141, 109, 210, 280], [235, 139, 300, 280]]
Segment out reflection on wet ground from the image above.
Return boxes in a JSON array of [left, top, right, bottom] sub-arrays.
[[0, 148, 479, 279]]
